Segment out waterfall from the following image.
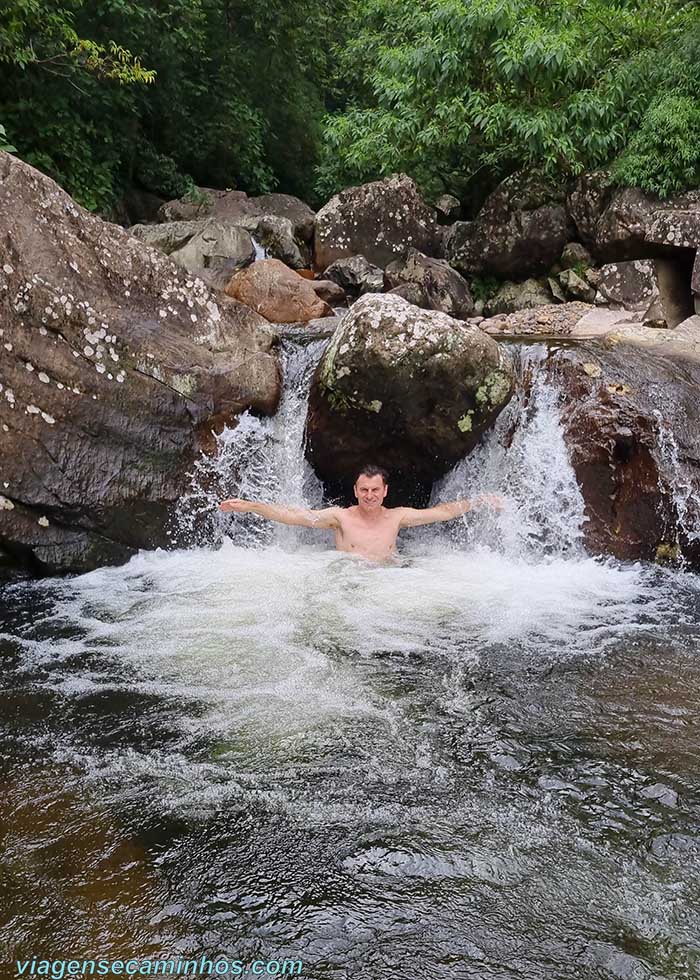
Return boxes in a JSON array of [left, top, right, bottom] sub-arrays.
[[175, 340, 589, 562], [428, 345, 588, 561], [653, 408, 700, 549], [173, 339, 325, 549]]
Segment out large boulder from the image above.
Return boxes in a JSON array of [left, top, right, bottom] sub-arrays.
[[548, 321, 700, 564], [383, 248, 475, 319], [313, 174, 440, 272], [158, 188, 315, 243], [306, 293, 514, 500], [0, 152, 280, 577], [168, 221, 255, 289], [225, 258, 332, 323], [444, 172, 574, 279]]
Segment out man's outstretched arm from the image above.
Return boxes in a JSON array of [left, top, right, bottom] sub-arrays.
[[219, 498, 341, 529], [398, 494, 504, 528]]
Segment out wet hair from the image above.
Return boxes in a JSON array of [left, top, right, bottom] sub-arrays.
[[354, 464, 389, 485]]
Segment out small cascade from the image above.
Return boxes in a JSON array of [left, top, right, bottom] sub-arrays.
[[653, 408, 700, 548], [251, 236, 268, 261], [173, 339, 325, 549], [429, 345, 587, 561]]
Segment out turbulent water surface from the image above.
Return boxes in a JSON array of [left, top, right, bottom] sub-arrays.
[[2, 343, 700, 979]]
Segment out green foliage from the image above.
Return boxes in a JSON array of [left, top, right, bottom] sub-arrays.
[[316, 0, 700, 203], [0, 123, 15, 152], [612, 29, 700, 197], [2, 0, 698, 214], [470, 275, 500, 303], [0, 0, 340, 210]]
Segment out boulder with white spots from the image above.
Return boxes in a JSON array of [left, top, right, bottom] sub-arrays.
[[313, 174, 441, 272], [0, 151, 280, 577], [306, 293, 514, 499]]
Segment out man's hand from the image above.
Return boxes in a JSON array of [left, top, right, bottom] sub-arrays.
[[472, 493, 506, 512], [219, 498, 252, 513]]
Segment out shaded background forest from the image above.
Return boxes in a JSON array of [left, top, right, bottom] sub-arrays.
[[1, 0, 699, 216]]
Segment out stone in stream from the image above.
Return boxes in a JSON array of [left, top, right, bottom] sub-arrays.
[[639, 783, 679, 807], [129, 218, 208, 254], [313, 173, 441, 271], [650, 834, 700, 858], [383, 247, 475, 320], [306, 293, 514, 501], [0, 151, 280, 578], [225, 258, 332, 323]]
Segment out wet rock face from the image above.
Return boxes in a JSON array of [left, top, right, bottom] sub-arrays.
[[225, 258, 332, 323], [158, 188, 315, 243], [445, 172, 574, 280], [383, 248, 475, 320], [0, 151, 280, 577], [548, 335, 700, 563], [313, 174, 440, 272], [306, 293, 514, 500]]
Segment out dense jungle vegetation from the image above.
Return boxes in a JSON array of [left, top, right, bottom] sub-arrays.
[[1, 0, 698, 214]]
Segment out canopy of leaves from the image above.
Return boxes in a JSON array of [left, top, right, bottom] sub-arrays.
[[1, 0, 698, 214], [315, 0, 700, 205], [0, 0, 340, 211]]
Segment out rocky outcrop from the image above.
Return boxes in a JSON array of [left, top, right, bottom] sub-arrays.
[[313, 174, 440, 271], [323, 255, 384, 298], [306, 293, 514, 500], [485, 279, 554, 316], [445, 172, 574, 279], [383, 248, 475, 319], [169, 221, 255, 289], [548, 325, 700, 564], [0, 152, 280, 577], [567, 175, 700, 316], [158, 188, 315, 243], [225, 258, 332, 323]]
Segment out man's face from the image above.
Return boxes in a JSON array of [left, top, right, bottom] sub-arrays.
[[354, 474, 388, 511]]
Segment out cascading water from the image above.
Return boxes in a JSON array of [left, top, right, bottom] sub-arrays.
[[2, 336, 700, 979], [173, 339, 325, 549]]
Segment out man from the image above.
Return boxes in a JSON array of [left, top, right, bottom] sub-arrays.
[[219, 464, 503, 562]]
